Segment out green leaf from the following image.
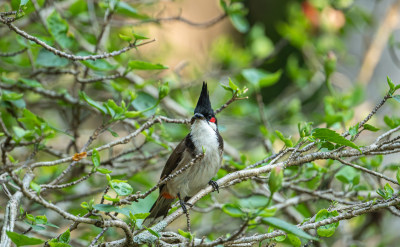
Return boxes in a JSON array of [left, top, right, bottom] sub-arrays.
[[312, 128, 360, 152], [335, 166, 360, 185], [178, 229, 194, 242], [268, 166, 283, 194], [230, 14, 249, 33], [2, 92, 24, 101], [261, 217, 318, 240], [111, 180, 133, 196], [222, 203, 244, 217], [258, 207, 277, 217], [115, 2, 149, 19], [275, 130, 293, 147], [392, 95, 400, 103], [387, 76, 395, 94], [384, 183, 394, 198], [78, 52, 118, 71], [96, 167, 113, 174], [315, 209, 339, 237], [20, 0, 30, 6], [93, 204, 129, 215], [91, 149, 100, 168], [349, 123, 359, 137], [36, 49, 69, 67], [131, 92, 158, 117], [128, 60, 168, 70], [34, 215, 47, 224], [19, 78, 42, 88], [287, 234, 302, 247], [6, 231, 44, 246], [132, 212, 150, 219], [47, 11, 75, 49], [124, 111, 141, 118], [103, 194, 120, 202], [48, 242, 71, 247], [132, 33, 149, 40], [363, 124, 380, 132], [79, 91, 107, 114], [258, 70, 282, 88], [142, 225, 160, 238], [30, 181, 41, 194], [396, 169, 400, 185], [59, 229, 70, 243], [158, 82, 169, 100], [119, 33, 132, 42], [242, 68, 278, 87]]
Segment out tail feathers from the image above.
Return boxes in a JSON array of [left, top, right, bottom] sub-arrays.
[[143, 195, 174, 227]]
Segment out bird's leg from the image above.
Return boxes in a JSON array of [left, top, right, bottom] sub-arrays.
[[178, 193, 188, 213], [209, 180, 219, 193]]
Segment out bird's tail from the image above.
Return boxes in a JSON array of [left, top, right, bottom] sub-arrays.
[[142, 195, 174, 227]]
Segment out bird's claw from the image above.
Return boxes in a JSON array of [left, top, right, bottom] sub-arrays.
[[209, 180, 219, 193]]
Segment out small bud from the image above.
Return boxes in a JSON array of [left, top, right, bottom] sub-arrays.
[[158, 82, 169, 100], [268, 166, 283, 194]]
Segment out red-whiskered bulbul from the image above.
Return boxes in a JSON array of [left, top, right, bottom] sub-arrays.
[[143, 82, 223, 226]]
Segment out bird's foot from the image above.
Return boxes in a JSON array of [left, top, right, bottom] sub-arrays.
[[209, 180, 219, 193], [178, 194, 192, 213]]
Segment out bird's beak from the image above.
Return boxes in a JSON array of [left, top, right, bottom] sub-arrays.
[[191, 113, 205, 124]]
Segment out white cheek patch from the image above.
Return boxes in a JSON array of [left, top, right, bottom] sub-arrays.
[[208, 122, 217, 131]]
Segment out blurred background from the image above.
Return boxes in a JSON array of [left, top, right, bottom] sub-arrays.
[[2, 0, 400, 246]]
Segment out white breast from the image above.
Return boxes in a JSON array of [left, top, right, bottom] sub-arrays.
[[167, 120, 222, 198]]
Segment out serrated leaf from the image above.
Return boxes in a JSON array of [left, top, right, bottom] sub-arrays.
[[315, 209, 339, 237], [363, 124, 380, 132], [312, 128, 360, 152], [6, 231, 44, 246], [111, 180, 133, 196], [59, 229, 70, 244], [128, 60, 168, 70], [261, 217, 318, 240]]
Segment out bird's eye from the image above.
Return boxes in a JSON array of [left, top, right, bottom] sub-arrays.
[[209, 117, 216, 123]]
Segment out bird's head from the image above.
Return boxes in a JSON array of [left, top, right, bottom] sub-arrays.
[[191, 82, 217, 130]]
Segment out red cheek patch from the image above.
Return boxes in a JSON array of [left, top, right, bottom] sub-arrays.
[[209, 117, 216, 123]]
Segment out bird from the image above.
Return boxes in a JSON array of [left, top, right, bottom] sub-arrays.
[[143, 82, 224, 226]]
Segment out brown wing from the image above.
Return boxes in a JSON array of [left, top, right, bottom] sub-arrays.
[[159, 134, 195, 181]]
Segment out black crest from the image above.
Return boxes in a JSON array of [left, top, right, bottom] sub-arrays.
[[194, 82, 214, 117]]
